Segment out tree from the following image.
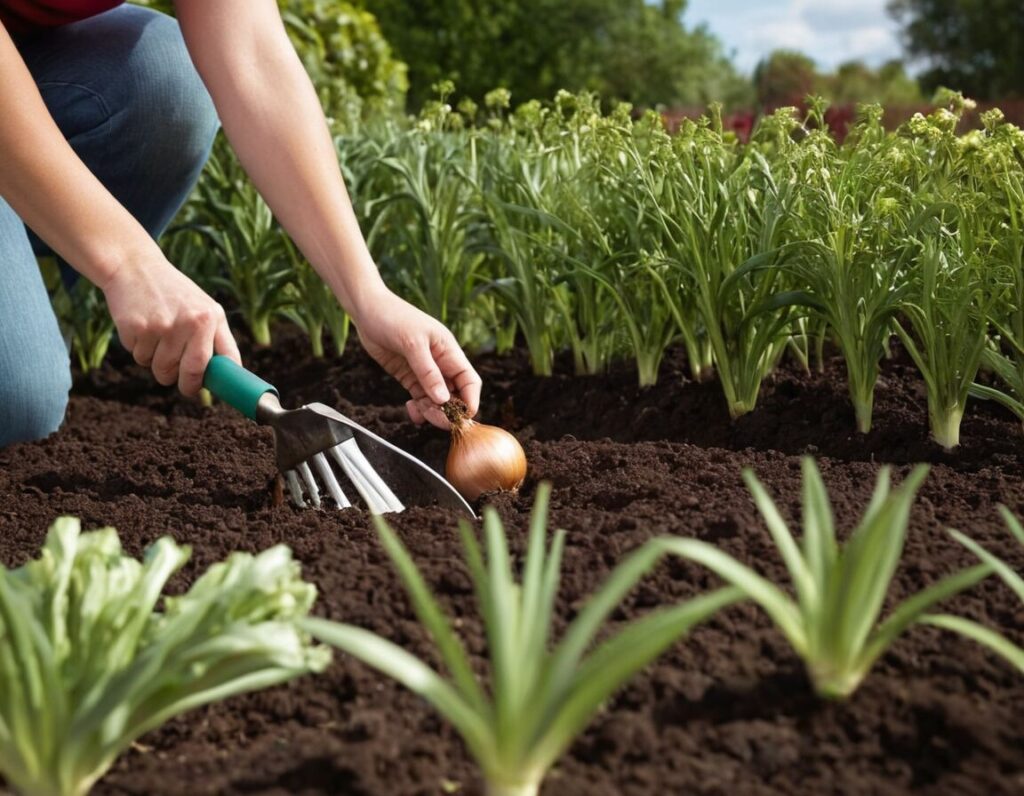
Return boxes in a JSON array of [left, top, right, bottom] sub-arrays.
[[360, 0, 751, 108], [888, 0, 1024, 99], [828, 59, 922, 105], [753, 50, 818, 108]]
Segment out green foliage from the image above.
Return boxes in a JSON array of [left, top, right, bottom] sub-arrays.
[[923, 508, 1024, 673], [783, 104, 913, 432], [0, 517, 328, 796], [754, 50, 922, 108], [888, 0, 1024, 100], [659, 459, 992, 698], [361, 0, 751, 109], [304, 484, 741, 796], [754, 50, 818, 107], [41, 259, 115, 375], [130, 0, 407, 123], [179, 137, 294, 347], [826, 59, 923, 106], [278, 0, 407, 123]]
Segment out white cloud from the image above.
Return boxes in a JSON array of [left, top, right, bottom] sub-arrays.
[[684, 0, 904, 74]]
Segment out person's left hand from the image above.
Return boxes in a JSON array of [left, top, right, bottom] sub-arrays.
[[352, 289, 482, 429]]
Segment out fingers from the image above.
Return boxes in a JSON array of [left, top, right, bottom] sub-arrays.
[[131, 332, 160, 369], [178, 316, 216, 396], [214, 315, 242, 364], [445, 354, 482, 417], [404, 336, 451, 405], [140, 304, 234, 395], [151, 331, 188, 388]]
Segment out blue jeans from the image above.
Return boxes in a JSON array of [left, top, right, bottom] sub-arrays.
[[0, 4, 218, 447]]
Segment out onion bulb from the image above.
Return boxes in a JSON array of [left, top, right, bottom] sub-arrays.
[[443, 399, 527, 501]]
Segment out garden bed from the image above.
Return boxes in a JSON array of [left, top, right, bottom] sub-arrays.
[[1, 331, 1023, 795]]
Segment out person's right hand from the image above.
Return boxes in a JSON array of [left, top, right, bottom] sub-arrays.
[[101, 252, 241, 396]]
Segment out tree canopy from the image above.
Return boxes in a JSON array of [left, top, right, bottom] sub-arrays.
[[360, 0, 752, 108], [754, 50, 922, 108], [888, 0, 1024, 99]]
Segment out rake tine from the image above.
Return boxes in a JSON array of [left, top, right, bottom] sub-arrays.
[[297, 461, 321, 509], [329, 443, 386, 514], [312, 452, 351, 508], [330, 440, 405, 514], [284, 470, 306, 508]]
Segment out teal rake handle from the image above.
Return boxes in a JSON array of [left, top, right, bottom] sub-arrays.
[[203, 355, 278, 420]]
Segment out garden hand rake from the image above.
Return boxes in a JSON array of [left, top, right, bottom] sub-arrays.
[[203, 355, 474, 517]]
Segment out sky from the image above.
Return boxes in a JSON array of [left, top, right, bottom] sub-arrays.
[[682, 0, 906, 75]]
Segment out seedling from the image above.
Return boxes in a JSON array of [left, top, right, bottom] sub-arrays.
[[304, 484, 740, 796], [659, 459, 991, 698]]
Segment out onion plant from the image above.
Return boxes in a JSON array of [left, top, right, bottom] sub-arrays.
[[650, 108, 801, 417], [190, 137, 294, 347], [784, 105, 912, 432], [967, 112, 1024, 431], [281, 238, 350, 358], [303, 484, 741, 796], [894, 216, 999, 450], [365, 124, 490, 348], [922, 508, 1024, 673], [0, 518, 329, 796], [658, 458, 992, 699], [480, 153, 569, 376]]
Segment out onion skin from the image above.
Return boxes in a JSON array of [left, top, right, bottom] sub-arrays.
[[443, 399, 527, 501]]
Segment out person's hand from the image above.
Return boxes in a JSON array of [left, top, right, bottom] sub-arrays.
[[101, 252, 241, 396], [352, 289, 482, 429]]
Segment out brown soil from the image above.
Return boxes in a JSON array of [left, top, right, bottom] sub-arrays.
[[2, 329, 1023, 795]]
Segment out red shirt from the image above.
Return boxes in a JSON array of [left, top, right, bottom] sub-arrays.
[[0, 0, 124, 34]]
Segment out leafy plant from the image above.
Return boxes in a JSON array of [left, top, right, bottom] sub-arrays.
[[894, 221, 998, 450], [0, 517, 329, 796], [281, 238, 350, 358], [922, 507, 1024, 672], [658, 458, 992, 698], [365, 121, 490, 348], [191, 137, 295, 347], [303, 484, 741, 796], [650, 108, 801, 417], [968, 111, 1024, 431], [784, 104, 912, 432], [49, 280, 115, 375]]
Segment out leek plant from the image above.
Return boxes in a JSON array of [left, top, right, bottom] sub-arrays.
[[365, 127, 489, 348], [304, 484, 741, 796], [968, 112, 1024, 431], [0, 518, 329, 796], [281, 238, 350, 358], [652, 108, 800, 417], [893, 103, 1010, 448], [894, 216, 999, 450], [658, 459, 992, 699], [923, 508, 1024, 673], [480, 152, 569, 376], [785, 106, 911, 432], [192, 138, 294, 347]]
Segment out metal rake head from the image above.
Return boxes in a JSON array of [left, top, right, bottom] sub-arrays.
[[256, 394, 475, 517], [283, 437, 404, 513]]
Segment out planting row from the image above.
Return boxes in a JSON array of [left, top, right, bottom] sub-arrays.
[[54, 88, 1024, 449], [2, 461, 1021, 796]]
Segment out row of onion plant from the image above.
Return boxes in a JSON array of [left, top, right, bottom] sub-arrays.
[[53, 87, 1024, 449], [4, 463, 1021, 795]]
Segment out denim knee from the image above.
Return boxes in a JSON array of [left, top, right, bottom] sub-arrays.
[[0, 362, 71, 447], [120, 12, 220, 179]]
